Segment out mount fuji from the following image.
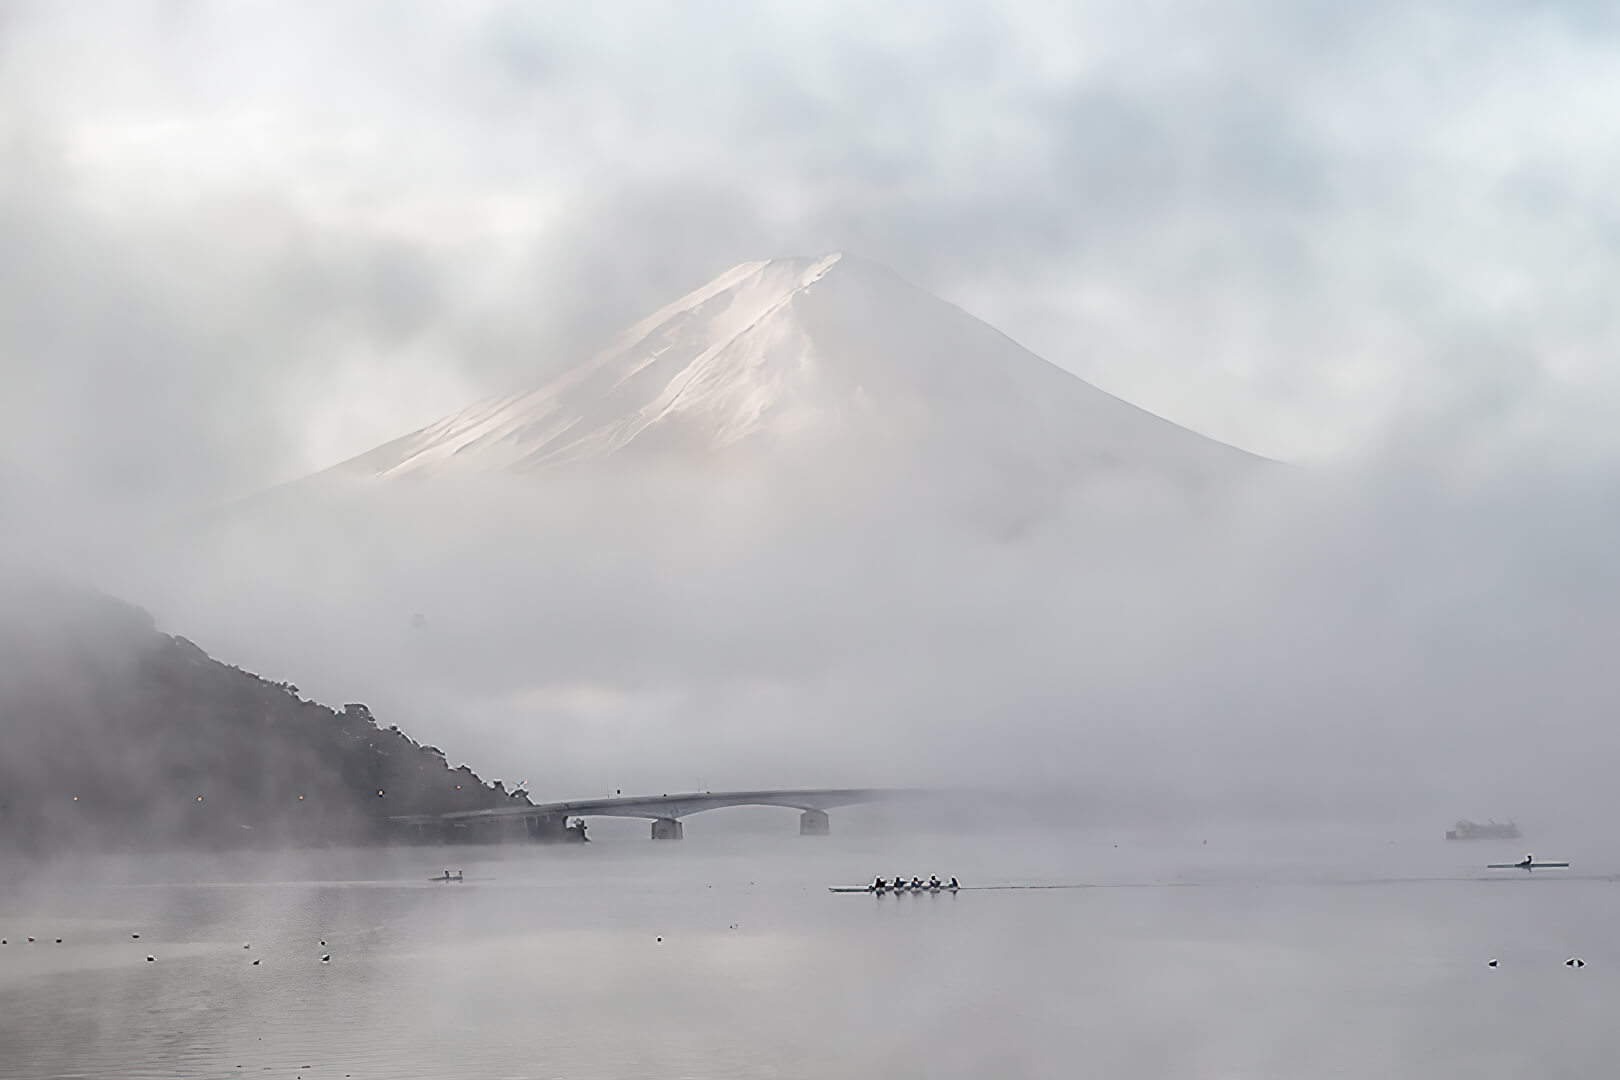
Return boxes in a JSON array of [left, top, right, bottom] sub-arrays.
[[305, 253, 1268, 500], [138, 255, 1286, 797]]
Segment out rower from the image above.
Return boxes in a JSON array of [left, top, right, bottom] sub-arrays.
[[910, 877, 922, 890], [948, 877, 959, 890], [872, 877, 885, 891], [929, 875, 941, 889]]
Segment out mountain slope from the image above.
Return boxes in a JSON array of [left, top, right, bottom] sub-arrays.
[[315, 254, 1268, 491], [0, 572, 528, 853]]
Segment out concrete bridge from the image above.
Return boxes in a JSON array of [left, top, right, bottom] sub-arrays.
[[390, 788, 907, 842]]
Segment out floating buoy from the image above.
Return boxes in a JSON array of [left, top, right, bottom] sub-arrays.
[[1566, 958, 1586, 968], [1487, 959, 1498, 967], [320, 954, 330, 963], [252, 960, 260, 966], [146, 955, 155, 962], [131, 934, 140, 940]]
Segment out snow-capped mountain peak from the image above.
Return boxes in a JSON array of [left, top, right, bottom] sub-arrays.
[[318, 253, 1265, 488]]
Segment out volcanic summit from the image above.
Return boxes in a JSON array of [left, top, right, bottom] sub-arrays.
[[310, 253, 1266, 495]]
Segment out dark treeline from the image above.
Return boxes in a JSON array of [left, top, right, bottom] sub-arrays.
[[0, 572, 524, 854]]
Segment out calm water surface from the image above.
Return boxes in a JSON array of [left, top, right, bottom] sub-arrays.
[[2, 821, 1617, 1079]]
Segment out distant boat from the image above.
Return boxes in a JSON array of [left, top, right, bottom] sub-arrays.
[[1487, 854, 1568, 871], [1446, 819, 1520, 840]]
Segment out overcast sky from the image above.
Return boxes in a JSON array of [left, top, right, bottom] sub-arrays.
[[6, 0, 1620, 521]]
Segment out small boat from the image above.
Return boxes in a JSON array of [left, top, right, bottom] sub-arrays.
[[1447, 819, 1521, 840], [1487, 855, 1568, 872], [830, 882, 964, 893], [430, 872, 465, 883]]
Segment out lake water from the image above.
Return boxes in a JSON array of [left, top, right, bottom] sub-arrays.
[[3, 818, 1617, 1079]]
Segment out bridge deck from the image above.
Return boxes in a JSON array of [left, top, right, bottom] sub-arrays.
[[389, 787, 910, 827]]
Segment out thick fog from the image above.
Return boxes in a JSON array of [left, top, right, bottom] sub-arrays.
[[4, 1, 1620, 832], [8, 434, 1611, 833]]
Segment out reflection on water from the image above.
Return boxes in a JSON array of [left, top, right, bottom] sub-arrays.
[[3, 825, 1618, 1079]]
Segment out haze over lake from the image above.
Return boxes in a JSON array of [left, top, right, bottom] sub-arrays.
[[5, 819, 1616, 1080]]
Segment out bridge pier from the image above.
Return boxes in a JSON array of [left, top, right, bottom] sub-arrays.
[[525, 814, 570, 842], [651, 818, 684, 841], [800, 809, 830, 836]]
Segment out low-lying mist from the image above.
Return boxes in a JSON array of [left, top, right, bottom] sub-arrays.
[[10, 427, 1613, 837]]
